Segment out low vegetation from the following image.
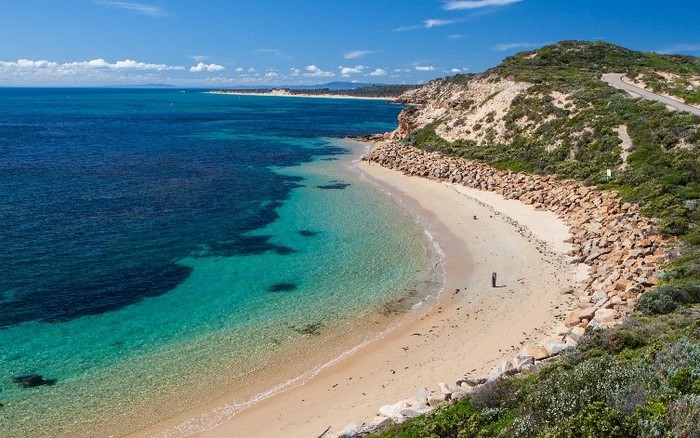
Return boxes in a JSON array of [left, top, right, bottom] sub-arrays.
[[366, 41, 700, 437], [370, 309, 700, 438]]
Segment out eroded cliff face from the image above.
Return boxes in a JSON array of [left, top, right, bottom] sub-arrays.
[[395, 75, 533, 145]]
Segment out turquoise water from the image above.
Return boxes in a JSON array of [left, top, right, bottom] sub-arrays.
[[0, 90, 440, 436]]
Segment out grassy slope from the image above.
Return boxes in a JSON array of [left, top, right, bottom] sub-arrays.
[[367, 41, 700, 437]]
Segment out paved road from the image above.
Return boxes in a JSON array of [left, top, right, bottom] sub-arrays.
[[601, 73, 700, 117]]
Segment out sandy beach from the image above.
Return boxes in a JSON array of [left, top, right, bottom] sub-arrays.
[[148, 153, 582, 437]]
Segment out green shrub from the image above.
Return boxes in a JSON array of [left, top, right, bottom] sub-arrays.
[[669, 366, 700, 394], [627, 400, 671, 438], [558, 402, 630, 438], [637, 282, 700, 315], [667, 395, 700, 437], [637, 288, 681, 314], [469, 378, 519, 410]]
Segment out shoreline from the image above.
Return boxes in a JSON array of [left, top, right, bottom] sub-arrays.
[[206, 90, 395, 101], [176, 142, 581, 437]]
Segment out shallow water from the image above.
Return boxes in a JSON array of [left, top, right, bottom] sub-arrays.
[[0, 90, 440, 436]]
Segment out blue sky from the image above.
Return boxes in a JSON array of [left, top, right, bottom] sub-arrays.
[[1, 0, 698, 87]]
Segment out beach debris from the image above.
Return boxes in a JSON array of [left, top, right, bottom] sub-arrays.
[[318, 425, 332, 438], [491, 272, 497, 287], [13, 374, 57, 388]]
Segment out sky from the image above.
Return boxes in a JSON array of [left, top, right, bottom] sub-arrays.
[[0, 0, 698, 87]]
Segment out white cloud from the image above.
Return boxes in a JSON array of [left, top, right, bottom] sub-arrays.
[[265, 72, 278, 78], [369, 68, 387, 77], [447, 34, 466, 40], [6, 59, 58, 68], [396, 18, 458, 32], [393, 24, 421, 32], [289, 68, 301, 76], [339, 65, 365, 77], [344, 50, 376, 59], [450, 68, 463, 73], [304, 65, 335, 77], [255, 49, 282, 56], [0, 57, 189, 85], [444, 0, 521, 10], [235, 67, 244, 72], [248, 67, 256, 73], [493, 42, 541, 52], [424, 19, 456, 28], [114, 59, 183, 70], [96, 1, 165, 17], [2, 58, 184, 72], [415, 65, 435, 71], [189, 62, 225, 72]]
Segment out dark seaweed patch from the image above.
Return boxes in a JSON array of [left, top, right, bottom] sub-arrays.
[[209, 235, 296, 256], [0, 264, 193, 328], [268, 283, 297, 293], [316, 181, 351, 190], [298, 229, 319, 237], [14, 374, 57, 388]]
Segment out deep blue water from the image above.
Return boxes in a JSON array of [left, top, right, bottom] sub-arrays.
[[0, 88, 402, 327]]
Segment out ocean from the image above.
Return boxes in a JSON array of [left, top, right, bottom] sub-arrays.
[[0, 89, 441, 436]]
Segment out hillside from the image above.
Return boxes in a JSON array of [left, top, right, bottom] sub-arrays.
[[364, 41, 700, 437], [395, 41, 700, 240]]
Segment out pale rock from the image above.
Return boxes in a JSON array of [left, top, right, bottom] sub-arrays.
[[457, 376, 487, 387], [399, 404, 432, 418], [543, 339, 567, 356], [512, 353, 535, 370], [337, 423, 359, 437], [523, 344, 550, 361], [413, 388, 430, 405], [427, 394, 446, 406], [487, 360, 516, 381], [368, 415, 393, 430], [591, 290, 608, 302], [569, 325, 586, 342], [437, 381, 461, 396], [589, 308, 617, 328], [379, 400, 409, 418]]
